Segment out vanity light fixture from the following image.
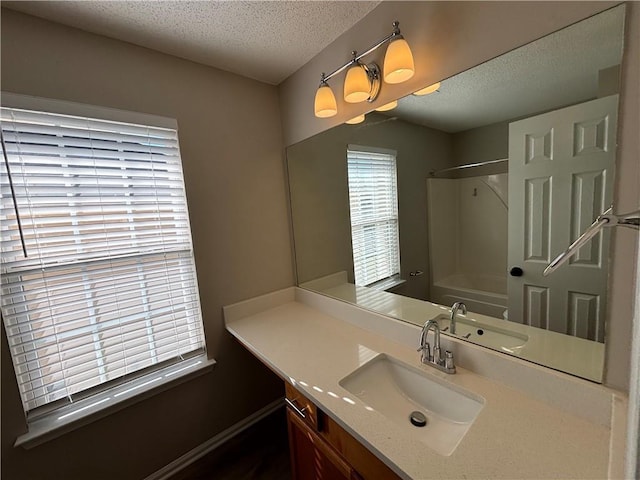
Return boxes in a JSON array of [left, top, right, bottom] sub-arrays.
[[414, 82, 441, 96], [344, 54, 380, 103], [375, 100, 398, 112], [383, 34, 415, 84], [314, 74, 338, 118], [345, 114, 366, 125], [314, 21, 414, 118]]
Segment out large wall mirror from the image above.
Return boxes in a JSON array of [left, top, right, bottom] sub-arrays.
[[286, 6, 625, 383]]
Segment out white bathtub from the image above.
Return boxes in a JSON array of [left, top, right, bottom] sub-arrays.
[[430, 273, 507, 319]]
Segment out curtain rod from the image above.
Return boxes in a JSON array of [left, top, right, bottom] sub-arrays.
[[429, 158, 508, 176]]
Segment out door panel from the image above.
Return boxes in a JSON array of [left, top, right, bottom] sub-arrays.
[[507, 95, 617, 342], [524, 176, 552, 261]]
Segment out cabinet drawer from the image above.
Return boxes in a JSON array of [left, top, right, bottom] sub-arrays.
[[285, 382, 320, 431]]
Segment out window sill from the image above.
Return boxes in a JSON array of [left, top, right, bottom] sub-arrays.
[[368, 276, 406, 292], [15, 356, 216, 449]]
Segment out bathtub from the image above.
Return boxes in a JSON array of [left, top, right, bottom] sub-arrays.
[[430, 273, 507, 319]]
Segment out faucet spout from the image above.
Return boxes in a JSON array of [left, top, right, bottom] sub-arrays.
[[418, 319, 454, 373], [450, 302, 467, 335], [419, 319, 440, 363]]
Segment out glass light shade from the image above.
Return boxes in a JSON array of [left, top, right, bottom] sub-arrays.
[[345, 114, 365, 125], [383, 37, 415, 84], [375, 100, 398, 112], [344, 65, 371, 103], [314, 84, 338, 118], [413, 82, 441, 96]]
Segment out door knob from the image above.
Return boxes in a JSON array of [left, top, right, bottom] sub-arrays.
[[509, 267, 523, 277]]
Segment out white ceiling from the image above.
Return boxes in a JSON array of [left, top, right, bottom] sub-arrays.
[[390, 6, 625, 133], [3, 0, 381, 85]]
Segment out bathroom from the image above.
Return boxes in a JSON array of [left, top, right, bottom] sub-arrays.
[[1, 2, 638, 479]]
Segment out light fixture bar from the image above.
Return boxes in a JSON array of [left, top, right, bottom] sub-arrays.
[[322, 21, 402, 83], [314, 20, 413, 118]]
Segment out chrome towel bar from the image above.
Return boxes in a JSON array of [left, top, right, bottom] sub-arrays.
[[543, 206, 640, 276]]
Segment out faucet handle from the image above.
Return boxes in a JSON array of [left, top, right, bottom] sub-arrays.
[[444, 350, 455, 371], [417, 343, 431, 364], [433, 346, 442, 365]]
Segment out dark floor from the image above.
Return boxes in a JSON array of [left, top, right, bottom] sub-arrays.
[[168, 407, 292, 480]]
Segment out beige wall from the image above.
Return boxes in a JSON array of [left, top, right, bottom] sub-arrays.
[[457, 176, 509, 280], [1, 9, 294, 479], [287, 112, 452, 301], [452, 121, 509, 167], [427, 178, 459, 281], [280, 1, 638, 392]]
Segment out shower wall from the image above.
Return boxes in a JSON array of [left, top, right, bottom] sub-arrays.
[[427, 174, 509, 317]]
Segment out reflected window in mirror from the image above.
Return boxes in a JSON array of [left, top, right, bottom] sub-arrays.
[[347, 146, 400, 287]]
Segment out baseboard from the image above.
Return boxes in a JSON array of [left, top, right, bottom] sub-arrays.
[[144, 398, 284, 480]]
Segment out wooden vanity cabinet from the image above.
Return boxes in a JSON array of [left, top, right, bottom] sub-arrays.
[[285, 382, 401, 480], [287, 408, 359, 480]]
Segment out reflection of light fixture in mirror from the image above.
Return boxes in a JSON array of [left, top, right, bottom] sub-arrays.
[[414, 82, 441, 96], [375, 100, 398, 112], [314, 74, 338, 118], [314, 21, 413, 118], [345, 114, 366, 125], [344, 54, 381, 104]]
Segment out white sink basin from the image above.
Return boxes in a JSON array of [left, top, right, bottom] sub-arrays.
[[339, 354, 484, 456], [433, 314, 529, 352]]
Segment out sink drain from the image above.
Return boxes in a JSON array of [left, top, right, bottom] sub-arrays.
[[409, 411, 427, 427]]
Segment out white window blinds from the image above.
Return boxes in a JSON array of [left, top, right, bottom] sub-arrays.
[[0, 105, 205, 414], [347, 147, 400, 286]]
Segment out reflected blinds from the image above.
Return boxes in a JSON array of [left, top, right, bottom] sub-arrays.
[[0, 106, 205, 413], [346, 148, 400, 286]]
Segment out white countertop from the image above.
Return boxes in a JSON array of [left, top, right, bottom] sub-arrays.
[[224, 287, 617, 480], [304, 275, 604, 383]]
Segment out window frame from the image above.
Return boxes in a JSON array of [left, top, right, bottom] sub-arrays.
[[346, 145, 401, 288], [1, 93, 214, 447]]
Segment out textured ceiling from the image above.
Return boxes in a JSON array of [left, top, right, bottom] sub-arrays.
[[3, 1, 380, 85], [390, 6, 625, 132]]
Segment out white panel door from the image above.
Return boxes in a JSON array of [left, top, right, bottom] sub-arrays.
[[507, 95, 618, 342]]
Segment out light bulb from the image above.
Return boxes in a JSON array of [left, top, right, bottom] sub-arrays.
[[314, 83, 337, 118], [344, 64, 371, 103], [414, 82, 441, 96], [345, 114, 365, 125], [383, 37, 415, 84], [375, 100, 398, 112]]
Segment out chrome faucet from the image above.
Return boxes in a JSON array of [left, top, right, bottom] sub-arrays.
[[450, 302, 467, 335], [418, 319, 456, 374]]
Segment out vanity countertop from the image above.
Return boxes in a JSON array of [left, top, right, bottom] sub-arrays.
[[302, 273, 604, 383], [224, 288, 615, 480]]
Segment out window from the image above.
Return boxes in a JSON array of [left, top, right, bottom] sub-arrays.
[[0, 98, 205, 416], [346, 146, 400, 287]]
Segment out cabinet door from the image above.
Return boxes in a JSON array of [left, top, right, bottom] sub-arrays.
[[287, 408, 360, 480]]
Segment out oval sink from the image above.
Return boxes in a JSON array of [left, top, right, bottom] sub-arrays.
[[339, 354, 484, 456]]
